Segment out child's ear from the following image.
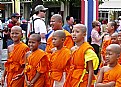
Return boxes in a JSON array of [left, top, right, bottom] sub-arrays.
[[83, 32, 86, 37], [117, 54, 120, 59], [62, 38, 65, 42]]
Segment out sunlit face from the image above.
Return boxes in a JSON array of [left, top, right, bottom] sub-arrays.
[[111, 36, 118, 44], [52, 35, 63, 47], [68, 17, 74, 25], [118, 32, 121, 41], [72, 27, 85, 43], [105, 47, 118, 64], [10, 28, 22, 42], [28, 36, 39, 51], [50, 17, 61, 31], [106, 23, 113, 33]]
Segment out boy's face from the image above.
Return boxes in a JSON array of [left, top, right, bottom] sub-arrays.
[[118, 32, 121, 41], [52, 35, 63, 47], [10, 28, 22, 42], [28, 36, 39, 51], [106, 47, 118, 64], [111, 36, 118, 44], [72, 27, 85, 43]]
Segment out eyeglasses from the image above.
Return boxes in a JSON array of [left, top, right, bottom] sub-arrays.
[[40, 10, 46, 13]]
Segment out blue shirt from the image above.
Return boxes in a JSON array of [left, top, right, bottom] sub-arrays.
[[63, 24, 71, 33]]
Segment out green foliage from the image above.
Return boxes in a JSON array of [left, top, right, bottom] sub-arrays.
[[99, 0, 104, 5]]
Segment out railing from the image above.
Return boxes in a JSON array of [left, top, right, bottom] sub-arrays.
[[0, 0, 12, 2]]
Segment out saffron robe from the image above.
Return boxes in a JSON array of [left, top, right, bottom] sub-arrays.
[[102, 64, 121, 87], [5, 42, 29, 87], [100, 39, 111, 67], [48, 47, 71, 87], [24, 49, 49, 87], [64, 42, 99, 87], [45, 30, 74, 53]]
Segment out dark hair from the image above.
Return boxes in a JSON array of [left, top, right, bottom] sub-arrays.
[[66, 16, 71, 21], [34, 11, 39, 15]]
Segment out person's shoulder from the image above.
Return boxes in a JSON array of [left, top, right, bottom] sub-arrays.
[[63, 24, 68, 28], [7, 44, 14, 53], [103, 34, 110, 41], [62, 46, 71, 53], [21, 42, 28, 47], [63, 29, 71, 36]]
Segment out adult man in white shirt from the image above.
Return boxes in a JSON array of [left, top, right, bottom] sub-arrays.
[[33, 5, 48, 50]]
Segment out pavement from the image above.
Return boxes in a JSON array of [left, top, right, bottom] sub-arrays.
[[0, 49, 7, 87]]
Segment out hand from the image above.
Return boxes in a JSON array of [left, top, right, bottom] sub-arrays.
[[108, 81, 115, 87], [26, 81, 33, 87], [12, 74, 22, 81], [1, 77, 5, 87], [51, 47, 57, 53]]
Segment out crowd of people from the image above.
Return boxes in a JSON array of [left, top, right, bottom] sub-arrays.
[[0, 4, 121, 87]]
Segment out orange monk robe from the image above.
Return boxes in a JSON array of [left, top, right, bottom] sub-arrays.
[[48, 47, 71, 87], [102, 64, 121, 86], [64, 42, 99, 87], [24, 49, 49, 87], [4, 42, 29, 87], [100, 39, 111, 67], [45, 30, 74, 53]]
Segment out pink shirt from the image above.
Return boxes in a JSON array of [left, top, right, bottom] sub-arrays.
[[91, 29, 101, 46]]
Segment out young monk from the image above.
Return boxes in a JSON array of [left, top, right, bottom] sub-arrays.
[[96, 44, 121, 87], [45, 14, 74, 53], [100, 32, 119, 67], [1, 26, 29, 87], [24, 34, 49, 87], [117, 31, 121, 64], [64, 24, 99, 87], [111, 32, 118, 44], [48, 30, 71, 87], [100, 21, 117, 67]]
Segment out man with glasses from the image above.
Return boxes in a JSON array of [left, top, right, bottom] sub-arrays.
[[7, 13, 21, 46], [31, 5, 48, 51]]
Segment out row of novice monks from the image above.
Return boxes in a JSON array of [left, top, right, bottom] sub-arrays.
[[1, 14, 121, 87]]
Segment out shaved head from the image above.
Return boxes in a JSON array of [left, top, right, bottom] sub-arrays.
[[111, 32, 118, 37], [51, 14, 62, 22], [73, 24, 87, 33], [11, 26, 22, 32], [29, 34, 41, 42], [53, 30, 66, 40], [106, 44, 121, 54]]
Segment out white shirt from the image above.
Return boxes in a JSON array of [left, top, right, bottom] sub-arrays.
[[33, 15, 47, 43], [91, 29, 101, 46]]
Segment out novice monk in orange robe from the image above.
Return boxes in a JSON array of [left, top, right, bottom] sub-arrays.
[[118, 31, 121, 64], [48, 30, 71, 87], [64, 24, 99, 87], [100, 32, 119, 67], [100, 21, 117, 68], [24, 34, 49, 87], [45, 14, 74, 53], [96, 44, 121, 87], [1, 26, 29, 87]]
